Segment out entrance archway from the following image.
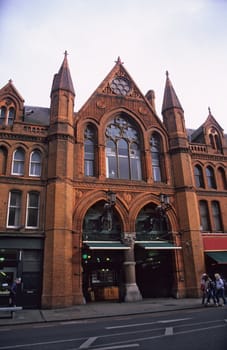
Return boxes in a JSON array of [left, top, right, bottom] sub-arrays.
[[82, 201, 126, 302], [135, 203, 175, 297]]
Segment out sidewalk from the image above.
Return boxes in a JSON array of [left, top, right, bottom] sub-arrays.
[[0, 298, 203, 326]]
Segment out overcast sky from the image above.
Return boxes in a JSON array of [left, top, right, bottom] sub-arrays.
[[1, 0, 227, 132]]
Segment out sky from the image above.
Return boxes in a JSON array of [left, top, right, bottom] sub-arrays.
[[1, 0, 227, 132]]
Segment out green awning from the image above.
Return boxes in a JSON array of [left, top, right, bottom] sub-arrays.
[[84, 241, 131, 250], [205, 251, 227, 264], [136, 241, 182, 250]]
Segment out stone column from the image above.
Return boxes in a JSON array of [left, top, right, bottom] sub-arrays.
[[123, 233, 142, 302]]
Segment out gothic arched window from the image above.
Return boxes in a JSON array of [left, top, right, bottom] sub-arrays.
[[105, 116, 142, 180], [199, 200, 211, 232], [150, 132, 164, 182], [0, 105, 15, 126], [12, 148, 25, 175], [211, 201, 223, 232], [8, 107, 15, 125], [0, 146, 7, 175], [217, 167, 227, 190], [84, 124, 97, 177], [206, 166, 216, 189], [29, 150, 41, 176], [209, 127, 222, 152], [194, 165, 205, 188], [0, 106, 6, 125]]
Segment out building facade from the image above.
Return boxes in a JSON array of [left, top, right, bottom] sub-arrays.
[[0, 54, 227, 308]]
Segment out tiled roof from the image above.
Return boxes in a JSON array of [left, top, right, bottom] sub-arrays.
[[24, 106, 50, 125]]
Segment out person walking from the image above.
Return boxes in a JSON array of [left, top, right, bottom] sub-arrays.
[[206, 277, 217, 306], [214, 273, 226, 306], [200, 273, 217, 306], [9, 277, 21, 306]]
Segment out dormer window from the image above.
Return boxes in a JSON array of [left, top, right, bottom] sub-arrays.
[[209, 127, 222, 152], [0, 106, 6, 125], [0, 103, 15, 126]]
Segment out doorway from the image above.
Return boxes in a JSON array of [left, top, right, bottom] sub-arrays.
[[135, 247, 174, 297]]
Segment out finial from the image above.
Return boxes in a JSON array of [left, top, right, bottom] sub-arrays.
[[64, 50, 68, 57], [166, 70, 169, 78], [115, 56, 124, 65], [8, 79, 13, 84], [208, 106, 211, 115]]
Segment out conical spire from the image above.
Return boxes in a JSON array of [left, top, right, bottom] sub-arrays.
[[51, 51, 75, 95], [162, 71, 183, 113]]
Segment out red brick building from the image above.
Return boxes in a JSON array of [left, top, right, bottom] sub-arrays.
[[0, 54, 227, 308]]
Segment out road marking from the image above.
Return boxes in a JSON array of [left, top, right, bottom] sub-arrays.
[[159, 318, 191, 323], [79, 337, 97, 348], [106, 318, 191, 329], [165, 327, 173, 336], [89, 345, 139, 350]]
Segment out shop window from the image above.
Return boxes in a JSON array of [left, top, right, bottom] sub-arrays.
[[194, 165, 205, 188], [12, 148, 25, 175], [26, 192, 40, 228], [206, 166, 216, 189], [7, 191, 22, 228], [29, 150, 41, 177], [84, 125, 96, 176], [199, 200, 211, 232], [211, 201, 223, 232], [150, 132, 165, 182], [105, 115, 142, 180]]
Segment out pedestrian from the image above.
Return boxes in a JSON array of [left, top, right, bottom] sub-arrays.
[[206, 277, 217, 306], [9, 277, 21, 306], [200, 273, 217, 306], [200, 273, 209, 305], [214, 273, 226, 306]]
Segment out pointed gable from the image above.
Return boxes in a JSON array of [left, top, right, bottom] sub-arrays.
[[78, 56, 161, 126], [0, 79, 24, 105], [0, 79, 25, 120], [51, 51, 75, 96], [162, 71, 183, 113], [94, 56, 144, 100]]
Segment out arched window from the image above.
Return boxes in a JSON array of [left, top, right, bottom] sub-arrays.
[[0, 146, 7, 175], [26, 192, 40, 228], [29, 150, 41, 176], [0, 106, 6, 125], [194, 165, 205, 188], [150, 133, 164, 182], [7, 190, 22, 228], [12, 148, 25, 175], [199, 200, 211, 232], [206, 166, 216, 189], [217, 167, 227, 190], [209, 128, 222, 152], [0, 106, 15, 126], [8, 107, 15, 125], [84, 125, 96, 177], [211, 201, 223, 232], [105, 115, 142, 180]]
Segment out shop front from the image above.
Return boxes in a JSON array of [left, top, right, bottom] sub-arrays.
[[82, 243, 130, 302], [0, 236, 43, 308]]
